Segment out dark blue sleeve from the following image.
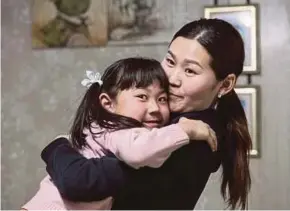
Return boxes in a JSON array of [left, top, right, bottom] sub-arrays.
[[41, 138, 127, 202]]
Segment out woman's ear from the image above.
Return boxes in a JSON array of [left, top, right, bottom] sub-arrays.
[[99, 93, 116, 113], [218, 73, 236, 97]]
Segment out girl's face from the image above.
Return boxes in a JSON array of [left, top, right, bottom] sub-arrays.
[[112, 81, 170, 128], [161, 37, 223, 113]]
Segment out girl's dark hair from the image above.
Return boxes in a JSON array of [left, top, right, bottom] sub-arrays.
[[70, 57, 169, 149], [171, 18, 252, 209]]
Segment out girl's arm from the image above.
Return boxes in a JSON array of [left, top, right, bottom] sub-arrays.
[[41, 138, 127, 202], [106, 124, 189, 169], [104, 118, 216, 169]]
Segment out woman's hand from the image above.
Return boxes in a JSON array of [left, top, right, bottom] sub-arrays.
[[177, 117, 217, 152]]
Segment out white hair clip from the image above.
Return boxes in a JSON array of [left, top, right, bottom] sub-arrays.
[[81, 70, 103, 88]]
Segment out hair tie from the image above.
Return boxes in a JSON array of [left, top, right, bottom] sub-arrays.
[[81, 70, 103, 88]]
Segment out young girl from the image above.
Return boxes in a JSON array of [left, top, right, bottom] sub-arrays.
[[22, 57, 216, 210]]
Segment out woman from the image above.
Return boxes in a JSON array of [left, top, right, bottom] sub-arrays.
[[41, 18, 252, 210]]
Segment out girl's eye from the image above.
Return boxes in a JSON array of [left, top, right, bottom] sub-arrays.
[[166, 58, 175, 66], [185, 68, 197, 75], [158, 96, 168, 103], [136, 94, 147, 100]]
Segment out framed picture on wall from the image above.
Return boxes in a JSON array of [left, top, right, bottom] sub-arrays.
[[235, 85, 260, 157], [107, 0, 178, 46], [204, 4, 259, 74], [31, 0, 108, 48]]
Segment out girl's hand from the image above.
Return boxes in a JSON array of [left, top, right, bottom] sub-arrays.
[[177, 117, 217, 152]]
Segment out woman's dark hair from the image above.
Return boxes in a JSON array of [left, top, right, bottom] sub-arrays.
[[70, 57, 169, 149], [171, 18, 252, 209]]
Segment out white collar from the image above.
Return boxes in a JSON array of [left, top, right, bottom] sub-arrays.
[[57, 11, 88, 25]]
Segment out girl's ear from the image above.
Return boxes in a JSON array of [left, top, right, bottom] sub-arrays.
[[99, 93, 116, 113]]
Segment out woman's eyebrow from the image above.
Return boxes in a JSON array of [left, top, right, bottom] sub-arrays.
[[167, 50, 176, 60], [168, 50, 204, 69], [184, 58, 204, 69]]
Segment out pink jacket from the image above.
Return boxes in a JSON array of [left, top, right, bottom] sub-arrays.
[[22, 124, 189, 210]]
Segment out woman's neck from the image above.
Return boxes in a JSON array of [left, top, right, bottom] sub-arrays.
[[170, 107, 215, 119]]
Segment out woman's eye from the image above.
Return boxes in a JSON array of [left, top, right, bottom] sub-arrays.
[[185, 68, 197, 75], [136, 95, 147, 100], [166, 58, 175, 66]]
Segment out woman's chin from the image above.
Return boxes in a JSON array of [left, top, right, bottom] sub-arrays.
[[169, 102, 184, 113]]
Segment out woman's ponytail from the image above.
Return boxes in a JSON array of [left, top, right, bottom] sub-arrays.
[[217, 90, 252, 209]]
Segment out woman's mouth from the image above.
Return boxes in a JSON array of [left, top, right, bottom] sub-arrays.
[[169, 93, 183, 100]]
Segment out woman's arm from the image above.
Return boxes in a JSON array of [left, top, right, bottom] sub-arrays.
[[42, 119, 216, 203], [41, 138, 127, 202], [41, 139, 215, 206]]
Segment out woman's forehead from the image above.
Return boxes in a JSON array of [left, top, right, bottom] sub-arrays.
[[168, 37, 212, 68], [169, 38, 208, 56]]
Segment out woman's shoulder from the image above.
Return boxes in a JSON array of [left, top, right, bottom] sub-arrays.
[[169, 109, 222, 172], [172, 109, 222, 134], [170, 108, 218, 122]]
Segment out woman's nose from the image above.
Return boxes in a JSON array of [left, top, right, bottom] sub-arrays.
[[168, 70, 182, 87]]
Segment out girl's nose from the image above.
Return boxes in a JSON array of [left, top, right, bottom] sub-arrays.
[[148, 100, 160, 114]]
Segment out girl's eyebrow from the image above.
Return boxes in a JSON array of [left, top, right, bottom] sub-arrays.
[[158, 90, 167, 95], [135, 87, 167, 95]]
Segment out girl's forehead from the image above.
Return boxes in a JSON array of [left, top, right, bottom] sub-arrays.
[[131, 80, 163, 89], [132, 80, 166, 92]]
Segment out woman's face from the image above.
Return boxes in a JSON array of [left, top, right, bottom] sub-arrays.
[[161, 37, 222, 113]]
